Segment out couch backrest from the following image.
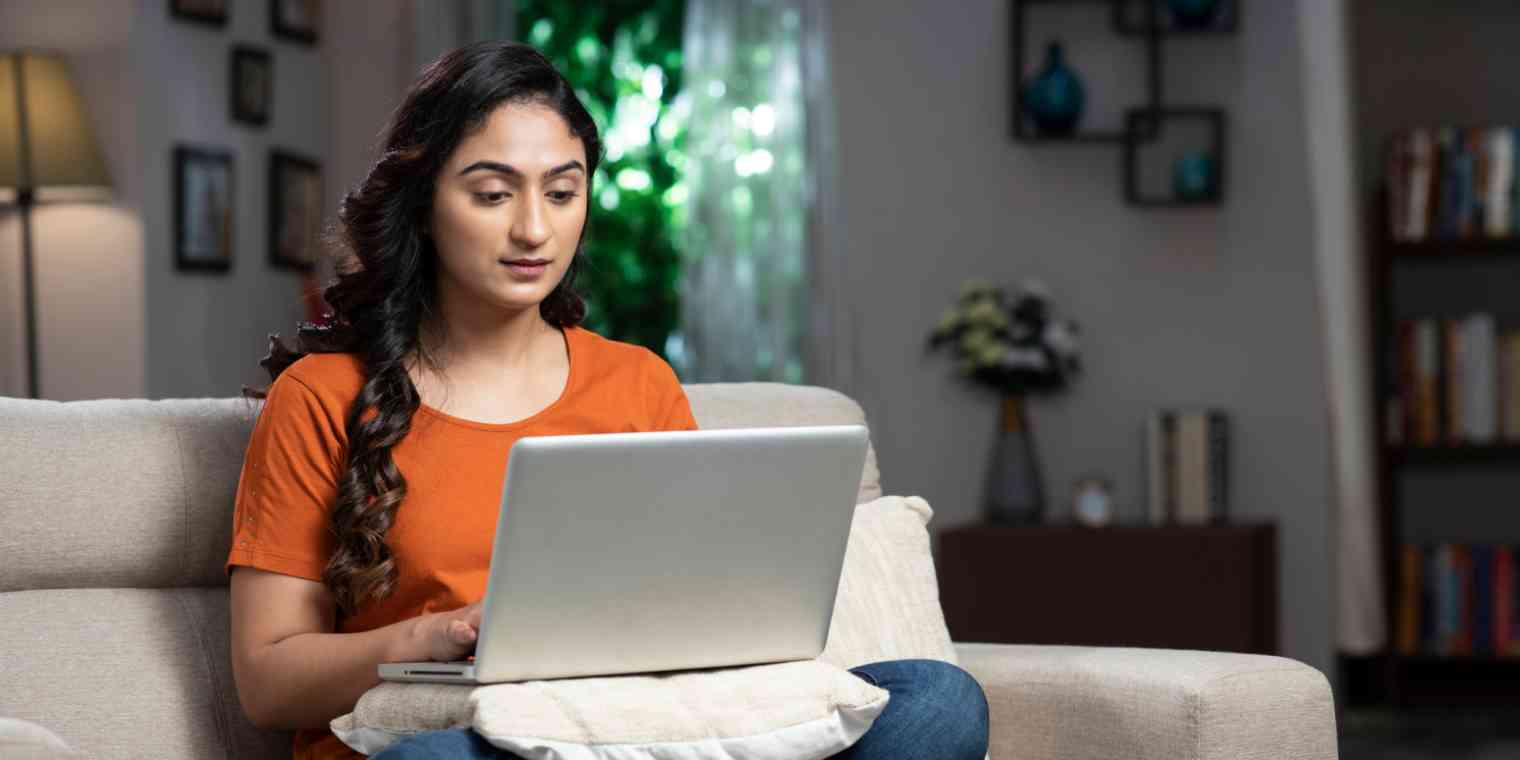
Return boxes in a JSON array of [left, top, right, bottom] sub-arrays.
[[0, 383, 882, 759], [0, 383, 882, 593]]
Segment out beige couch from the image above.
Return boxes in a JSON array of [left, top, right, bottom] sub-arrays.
[[0, 383, 1339, 759]]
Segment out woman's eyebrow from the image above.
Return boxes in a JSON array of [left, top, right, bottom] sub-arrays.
[[457, 159, 586, 179]]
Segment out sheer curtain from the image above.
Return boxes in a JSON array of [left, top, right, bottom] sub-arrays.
[[1297, 0, 1382, 654], [675, 0, 850, 387], [409, 0, 515, 74]]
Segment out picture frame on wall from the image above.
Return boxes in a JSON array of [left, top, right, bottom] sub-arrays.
[[271, 0, 321, 44], [174, 145, 235, 273], [168, 0, 227, 27], [269, 150, 323, 272], [230, 46, 272, 127]]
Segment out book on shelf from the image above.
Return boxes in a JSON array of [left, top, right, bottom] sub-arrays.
[[1385, 126, 1520, 242], [1399, 541, 1520, 658], [1386, 315, 1520, 446], [1144, 409, 1228, 525]]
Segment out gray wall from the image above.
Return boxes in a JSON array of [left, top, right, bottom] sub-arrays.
[[137, 0, 324, 399], [825, 0, 1335, 673], [0, 0, 326, 401], [0, 0, 145, 400]]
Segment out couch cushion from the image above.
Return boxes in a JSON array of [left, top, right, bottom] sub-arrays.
[[0, 587, 290, 760], [684, 383, 882, 503], [818, 495, 958, 669], [0, 385, 881, 593], [0, 397, 256, 592]]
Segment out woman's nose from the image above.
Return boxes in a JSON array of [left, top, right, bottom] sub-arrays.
[[509, 196, 552, 249]]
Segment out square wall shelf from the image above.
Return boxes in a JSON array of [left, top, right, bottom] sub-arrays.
[[1011, 0, 1162, 143], [1123, 106, 1227, 206]]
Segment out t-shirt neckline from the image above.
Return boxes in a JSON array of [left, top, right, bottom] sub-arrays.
[[414, 325, 579, 432]]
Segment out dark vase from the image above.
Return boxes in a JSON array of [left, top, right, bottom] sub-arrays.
[[1168, 0, 1223, 29], [1173, 151, 1218, 201], [1022, 42, 1085, 137], [984, 396, 1045, 524]]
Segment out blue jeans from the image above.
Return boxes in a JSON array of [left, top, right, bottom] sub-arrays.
[[371, 658, 988, 760]]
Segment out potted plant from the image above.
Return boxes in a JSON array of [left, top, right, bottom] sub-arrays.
[[926, 278, 1082, 523]]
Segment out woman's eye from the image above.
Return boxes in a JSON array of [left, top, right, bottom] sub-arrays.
[[475, 192, 509, 204]]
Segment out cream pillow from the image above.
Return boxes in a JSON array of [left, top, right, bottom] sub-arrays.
[[331, 658, 888, 758], [332, 495, 966, 758], [0, 718, 78, 759], [817, 495, 959, 670]]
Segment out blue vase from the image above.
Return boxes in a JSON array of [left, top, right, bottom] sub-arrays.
[[1022, 42, 1085, 137], [1173, 152, 1218, 202], [1168, 0, 1223, 29]]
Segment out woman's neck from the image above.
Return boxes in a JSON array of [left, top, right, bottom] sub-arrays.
[[418, 297, 559, 377]]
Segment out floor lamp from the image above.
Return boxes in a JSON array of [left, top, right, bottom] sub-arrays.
[[0, 51, 114, 399]]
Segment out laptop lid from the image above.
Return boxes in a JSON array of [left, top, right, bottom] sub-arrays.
[[469, 424, 869, 683]]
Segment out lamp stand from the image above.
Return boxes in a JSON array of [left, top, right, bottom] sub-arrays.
[[18, 188, 38, 398]]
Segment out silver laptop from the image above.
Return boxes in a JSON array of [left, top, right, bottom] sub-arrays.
[[378, 424, 869, 684]]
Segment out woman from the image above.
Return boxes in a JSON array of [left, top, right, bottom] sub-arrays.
[[226, 41, 988, 760]]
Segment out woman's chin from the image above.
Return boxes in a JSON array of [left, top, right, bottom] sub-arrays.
[[486, 284, 557, 314]]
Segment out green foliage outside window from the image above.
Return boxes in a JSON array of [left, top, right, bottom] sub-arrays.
[[516, 0, 688, 362]]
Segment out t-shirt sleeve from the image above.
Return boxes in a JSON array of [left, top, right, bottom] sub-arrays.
[[225, 370, 344, 582], [644, 349, 699, 431]]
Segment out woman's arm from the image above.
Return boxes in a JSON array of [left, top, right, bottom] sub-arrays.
[[229, 566, 481, 731]]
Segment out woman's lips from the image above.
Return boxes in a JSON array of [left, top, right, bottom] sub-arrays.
[[501, 259, 550, 279]]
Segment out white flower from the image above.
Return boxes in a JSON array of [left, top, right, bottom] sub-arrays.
[[1042, 320, 1079, 358], [1000, 346, 1049, 372]]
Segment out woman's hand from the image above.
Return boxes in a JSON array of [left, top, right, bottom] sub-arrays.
[[413, 601, 483, 662]]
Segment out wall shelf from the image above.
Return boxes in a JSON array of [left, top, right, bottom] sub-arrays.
[[1358, 184, 1520, 706], [1010, 0, 1161, 144], [1113, 0, 1240, 37], [1384, 239, 1520, 259], [1010, 0, 1232, 207], [1385, 444, 1520, 466]]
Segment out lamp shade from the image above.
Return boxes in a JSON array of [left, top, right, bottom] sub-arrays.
[[0, 51, 113, 203]]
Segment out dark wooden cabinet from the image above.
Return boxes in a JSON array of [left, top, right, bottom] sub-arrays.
[[936, 520, 1277, 654]]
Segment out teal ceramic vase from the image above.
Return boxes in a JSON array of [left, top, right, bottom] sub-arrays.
[[1173, 152, 1218, 202], [1022, 42, 1085, 137]]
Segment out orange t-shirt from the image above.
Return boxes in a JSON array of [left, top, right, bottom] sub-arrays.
[[224, 325, 698, 760]]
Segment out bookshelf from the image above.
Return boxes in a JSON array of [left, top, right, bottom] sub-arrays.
[[1367, 167, 1520, 704]]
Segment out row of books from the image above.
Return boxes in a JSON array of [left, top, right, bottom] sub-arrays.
[[1384, 315, 1520, 446], [1396, 543, 1520, 657], [1384, 126, 1520, 242], [1144, 409, 1228, 525]]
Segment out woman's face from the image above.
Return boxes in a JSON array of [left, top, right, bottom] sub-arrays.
[[428, 101, 589, 316]]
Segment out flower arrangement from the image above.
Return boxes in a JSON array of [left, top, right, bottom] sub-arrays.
[[925, 278, 1082, 395]]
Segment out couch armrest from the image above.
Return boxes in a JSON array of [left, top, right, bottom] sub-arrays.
[[953, 642, 1337, 760]]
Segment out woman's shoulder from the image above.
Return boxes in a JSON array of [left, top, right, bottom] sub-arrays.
[[571, 325, 670, 378], [274, 351, 366, 406], [571, 325, 687, 395]]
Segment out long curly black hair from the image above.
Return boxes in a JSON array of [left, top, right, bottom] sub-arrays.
[[242, 41, 602, 618]]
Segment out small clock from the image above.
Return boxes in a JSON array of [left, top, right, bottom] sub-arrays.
[[1072, 476, 1114, 527]]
